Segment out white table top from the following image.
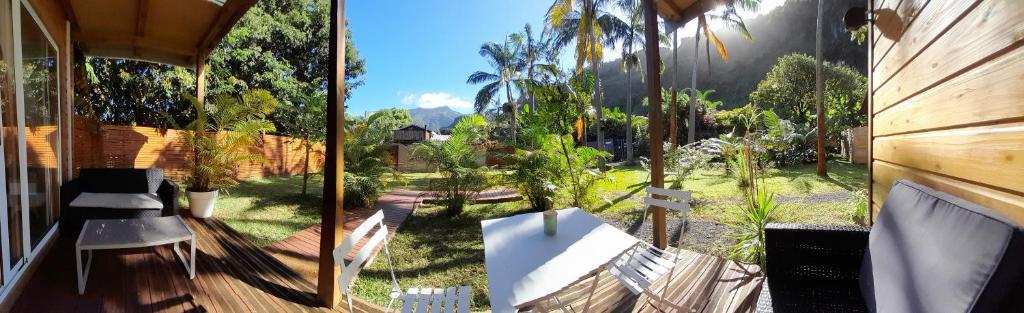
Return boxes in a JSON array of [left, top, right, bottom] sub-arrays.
[[77, 216, 193, 250], [482, 208, 639, 312]]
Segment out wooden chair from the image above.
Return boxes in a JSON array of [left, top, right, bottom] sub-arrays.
[[333, 210, 471, 313], [606, 186, 692, 311]]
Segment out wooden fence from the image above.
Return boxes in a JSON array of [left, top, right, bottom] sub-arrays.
[[72, 116, 325, 181]]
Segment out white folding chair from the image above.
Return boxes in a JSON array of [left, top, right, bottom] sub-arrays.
[[606, 186, 692, 311], [333, 210, 471, 313]]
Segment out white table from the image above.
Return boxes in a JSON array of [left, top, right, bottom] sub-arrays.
[[482, 208, 639, 312], [76, 216, 196, 295]]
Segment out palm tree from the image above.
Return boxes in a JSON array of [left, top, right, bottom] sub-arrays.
[[512, 24, 555, 113], [468, 37, 525, 143], [603, 0, 651, 164], [684, 0, 759, 144], [547, 0, 625, 155]]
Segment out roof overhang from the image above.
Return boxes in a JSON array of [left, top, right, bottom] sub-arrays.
[[657, 0, 724, 32], [61, 0, 257, 68]]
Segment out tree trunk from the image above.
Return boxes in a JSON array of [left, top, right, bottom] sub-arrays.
[[302, 139, 311, 195], [815, 0, 828, 176], [625, 53, 635, 164], [590, 40, 605, 162], [505, 81, 517, 144], [670, 32, 679, 148], [689, 27, 700, 144]]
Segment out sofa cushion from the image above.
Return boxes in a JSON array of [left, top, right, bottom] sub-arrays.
[[861, 180, 1024, 313], [69, 192, 164, 210], [79, 168, 164, 194]]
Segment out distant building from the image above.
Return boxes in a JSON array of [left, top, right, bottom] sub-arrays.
[[393, 125, 433, 144]]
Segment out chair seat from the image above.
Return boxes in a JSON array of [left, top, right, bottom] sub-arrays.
[[399, 286, 471, 313], [70, 192, 164, 209], [608, 243, 678, 295]]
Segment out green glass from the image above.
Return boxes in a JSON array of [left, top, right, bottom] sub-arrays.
[[543, 210, 557, 236]]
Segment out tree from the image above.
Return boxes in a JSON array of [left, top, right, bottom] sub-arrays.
[[78, 58, 196, 127], [468, 38, 525, 144], [365, 108, 412, 140], [684, 0, 758, 144], [603, 0, 652, 164], [749, 54, 866, 128], [280, 92, 327, 195], [412, 115, 490, 216], [547, 0, 626, 156]]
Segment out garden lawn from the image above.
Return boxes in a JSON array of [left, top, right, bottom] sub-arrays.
[[351, 201, 530, 312], [210, 175, 324, 247]]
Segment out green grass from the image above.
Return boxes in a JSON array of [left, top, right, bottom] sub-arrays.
[[351, 201, 531, 312], [211, 174, 324, 247], [591, 160, 867, 223]]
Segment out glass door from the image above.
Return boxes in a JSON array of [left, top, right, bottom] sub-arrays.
[[0, 0, 17, 281]]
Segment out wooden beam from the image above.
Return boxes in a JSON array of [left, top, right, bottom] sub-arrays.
[[643, 0, 668, 249], [75, 32, 199, 58], [196, 0, 256, 55], [58, 0, 78, 31], [318, 0, 345, 308], [134, 0, 150, 56]]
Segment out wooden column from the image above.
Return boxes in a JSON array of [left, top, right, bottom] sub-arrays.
[[195, 54, 207, 105], [318, 0, 345, 308], [642, 0, 667, 249]]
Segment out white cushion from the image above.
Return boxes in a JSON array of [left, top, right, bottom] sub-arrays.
[[70, 192, 164, 210]]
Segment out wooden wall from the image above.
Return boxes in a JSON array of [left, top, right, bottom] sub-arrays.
[[869, 0, 1024, 223], [72, 116, 325, 181]]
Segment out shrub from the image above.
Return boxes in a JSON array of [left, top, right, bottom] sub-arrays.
[[503, 148, 559, 212], [413, 115, 490, 216], [729, 139, 779, 267], [848, 189, 869, 225], [342, 123, 395, 208], [664, 141, 715, 188]]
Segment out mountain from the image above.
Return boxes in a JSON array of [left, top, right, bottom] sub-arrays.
[[408, 107, 464, 132], [598, 0, 868, 112]]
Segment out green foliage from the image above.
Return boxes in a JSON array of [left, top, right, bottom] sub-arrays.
[[749, 53, 867, 129], [343, 123, 396, 208], [729, 140, 779, 267], [555, 135, 610, 208], [848, 188, 869, 225], [502, 146, 559, 212], [77, 0, 367, 129], [182, 89, 278, 192], [413, 115, 490, 216], [664, 141, 715, 188], [365, 108, 413, 137]]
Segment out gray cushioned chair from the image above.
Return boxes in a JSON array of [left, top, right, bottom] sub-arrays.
[[757, 180, 1024, 312]]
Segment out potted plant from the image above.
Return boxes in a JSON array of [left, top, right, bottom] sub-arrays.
[[182, 89, 277, 218]]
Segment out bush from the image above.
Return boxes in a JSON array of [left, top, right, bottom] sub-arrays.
[[503, 148, 559, 212], [413, 115, 490, 216]]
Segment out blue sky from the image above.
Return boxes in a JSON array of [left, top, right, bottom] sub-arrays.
[[345, 0, 784, 116]]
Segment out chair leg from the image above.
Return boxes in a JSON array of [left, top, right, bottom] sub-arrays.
[[581, 269, 603, 312]]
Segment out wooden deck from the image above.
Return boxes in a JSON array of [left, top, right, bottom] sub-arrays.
[[531, 249, 764, 313], [265, 189, 421, 283], [8, 216, 381, 313]]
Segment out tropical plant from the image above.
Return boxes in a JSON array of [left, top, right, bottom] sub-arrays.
[[468, 38, 526, 143], [603, 0, 652, 163], [664, 141, 715, 188], [502, 146, 560, 212], [547, 0, 627, 157], [412, 115, 490, 216], [279, 91, 327, 195], [343, 123, 396, 208], [849, 188, 869, 225], [728, 138, 779, 267], [182, 89, 277, 192]]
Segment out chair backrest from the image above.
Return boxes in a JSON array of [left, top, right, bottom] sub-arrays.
[[862, 180, 1024, 312], [333, 210, 391, 294], [79, 168, 164, 193], [643, 187, 691, 213]]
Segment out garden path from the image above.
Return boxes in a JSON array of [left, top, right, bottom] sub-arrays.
[[264, 189, 423, 284]]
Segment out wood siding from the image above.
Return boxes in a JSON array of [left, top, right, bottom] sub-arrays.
[[869, 0, 1024, 223]]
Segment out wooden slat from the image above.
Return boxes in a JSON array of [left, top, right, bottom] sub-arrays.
[[872, 0, 978, 88], [872, 122, 1024, 193], [643, 197, 691, 212], [871, 0, 928, 66], [874, 0, 1022, 114], [872, 161, 1024, 224], [646, 187, 692, 200], [874, 45, 1024, 136]]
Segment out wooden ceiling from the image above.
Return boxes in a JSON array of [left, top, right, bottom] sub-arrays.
[[61, 0, 256, 68], [657, 0, 723, 27]]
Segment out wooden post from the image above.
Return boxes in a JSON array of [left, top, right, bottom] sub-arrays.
[[642, 0, 667, 249], [195, 54, 206, 105], [814, 0, 827, 176], [318, 0, 346, 308]]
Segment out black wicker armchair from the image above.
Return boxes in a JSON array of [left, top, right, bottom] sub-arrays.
[[61, 168, 178, 235], [757, 180, 1024, 313]]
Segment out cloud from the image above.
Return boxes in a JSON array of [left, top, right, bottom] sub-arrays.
[[401, 92, 473, 110]]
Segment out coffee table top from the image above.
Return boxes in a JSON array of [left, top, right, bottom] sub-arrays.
[[77, 216, 193, 249], [481, 207, 639, 312]]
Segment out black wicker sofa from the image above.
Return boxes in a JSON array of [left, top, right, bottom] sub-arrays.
[[757, 180, 1024, 313], [60, 168, 178, 234]]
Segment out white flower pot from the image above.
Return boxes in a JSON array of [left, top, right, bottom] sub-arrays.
[[187, 190, 219, 218]]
